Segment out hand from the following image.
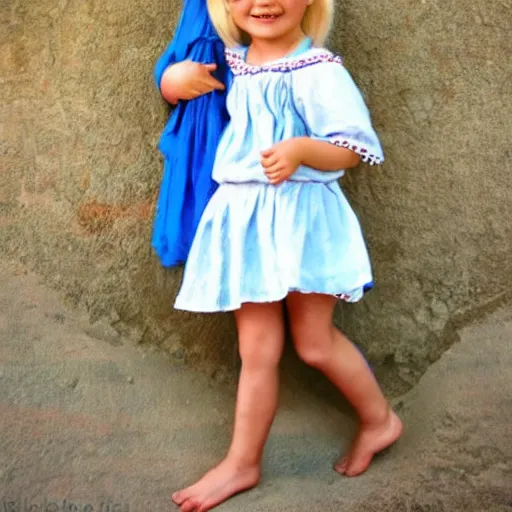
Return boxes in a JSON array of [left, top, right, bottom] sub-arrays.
[[260, 138, 303, 185], [160, 61, 225, 104]]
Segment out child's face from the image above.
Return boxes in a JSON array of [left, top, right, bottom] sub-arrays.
[[227, 0, 311, 44]]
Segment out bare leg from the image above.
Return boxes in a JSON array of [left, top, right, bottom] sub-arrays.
[[286, 292, 403, 477], [172, 301, 285, 511]]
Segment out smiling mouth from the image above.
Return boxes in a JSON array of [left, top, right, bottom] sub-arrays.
[[252, 14, 280, 19]]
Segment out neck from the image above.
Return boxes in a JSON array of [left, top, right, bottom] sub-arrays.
[[246, 30, 306, 65]]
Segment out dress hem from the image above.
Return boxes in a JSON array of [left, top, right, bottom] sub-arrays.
[[174, 286, 368, 313]]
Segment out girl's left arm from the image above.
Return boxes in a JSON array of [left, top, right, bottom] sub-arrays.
[[260, 137, 360, 185], [262, 58, 384, 185], [295, 137, 361, 171]]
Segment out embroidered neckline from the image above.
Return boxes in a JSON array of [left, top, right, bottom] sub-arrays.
[[226, 48, 343, 76]]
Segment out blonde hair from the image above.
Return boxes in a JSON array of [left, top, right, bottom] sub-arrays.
[[207, 0, 333, 49]]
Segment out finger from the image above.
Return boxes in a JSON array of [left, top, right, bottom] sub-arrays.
[[260, 148, 274, 158], [265, 174, 283, 183], [184, 83, 221, 99], [183, 88, 204, 100], [268, 176, 284, 185], [194, 73, 225, 92], [263, 163, 284, 175], [204, 76, 225, 91], [201, 65, 225, 90], [266, 172, 283, 184], [195, 83, 217, 95], [194, 81, 222, 95], [260, 154, 279, 169]]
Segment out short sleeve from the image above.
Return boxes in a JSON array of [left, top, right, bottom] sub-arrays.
[[293, 56, 384, 166]]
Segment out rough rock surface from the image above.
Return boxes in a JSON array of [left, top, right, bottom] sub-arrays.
[[1, 0, 511, 394]]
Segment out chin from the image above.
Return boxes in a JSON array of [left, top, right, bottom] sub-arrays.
[[247, 27, 287, 41]]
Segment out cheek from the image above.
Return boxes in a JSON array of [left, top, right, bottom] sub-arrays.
[[289, 0, 309, 10], [230, 8, 249, 28], [285, 1, 309, 19]]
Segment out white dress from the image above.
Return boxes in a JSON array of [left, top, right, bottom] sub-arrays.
[[174, 39, 384, 312]]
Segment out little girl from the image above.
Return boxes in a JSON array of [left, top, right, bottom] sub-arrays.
[[161, 1, 403, 511]]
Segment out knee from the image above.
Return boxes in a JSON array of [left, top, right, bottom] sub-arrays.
[[238, 331, 283, 370], [295, 343, 331, 369], [293, 329, 334, 370]]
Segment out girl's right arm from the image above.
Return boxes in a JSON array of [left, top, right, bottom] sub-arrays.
[[159, 61, 226, 105]]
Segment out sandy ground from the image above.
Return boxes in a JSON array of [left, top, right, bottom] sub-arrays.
[[0, 258, 511, 511]]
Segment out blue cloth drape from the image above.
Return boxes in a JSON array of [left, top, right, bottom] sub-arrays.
[[152, 0, 230, 267]]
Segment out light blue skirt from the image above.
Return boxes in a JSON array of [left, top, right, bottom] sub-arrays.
[[174, 180, 373, 312]]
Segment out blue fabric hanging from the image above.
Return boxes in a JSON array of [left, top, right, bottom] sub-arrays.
[[152, 0, 231, 267]]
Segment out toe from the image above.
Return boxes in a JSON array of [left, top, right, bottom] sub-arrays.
[[197, 502, 213, 512], [333, 464, 344, 474], [345, 454, 373, 477], [181, 498, 200, 512], [334, 456, 349, 474], [196, 490, 230, 512], [172, 490, 190, 506]]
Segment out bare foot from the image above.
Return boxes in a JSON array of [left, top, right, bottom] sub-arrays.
[[172, 457, 260, 512], [334, 409, 403, 477]]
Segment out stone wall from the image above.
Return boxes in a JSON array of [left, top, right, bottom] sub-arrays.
[[333, 0, 512, 392], [2, 0, 511, 395]]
